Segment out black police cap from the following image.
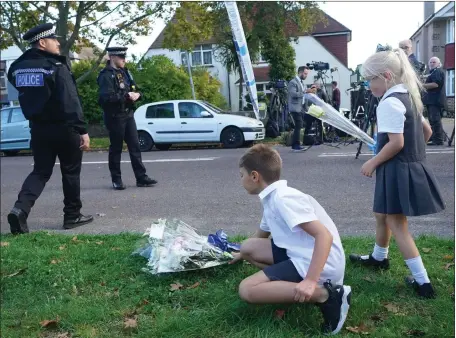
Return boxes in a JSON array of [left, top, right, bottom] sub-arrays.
[[23, 23, 60, 43], [106, 47, 128, 57]]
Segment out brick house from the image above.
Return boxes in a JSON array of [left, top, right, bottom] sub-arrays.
[[145, 10, 352, 111], [410, 1, 455, 112]]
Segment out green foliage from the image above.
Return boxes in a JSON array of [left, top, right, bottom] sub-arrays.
[[163, 2, 326, 83], [262, 31, 297, 81], [72, 56, 227, 123], [132, 55, 193, 104], [71, 60, 105, 124], [0, 1, 171, 82], [163, 2, 214, 52], [191, 67, 228, 109]]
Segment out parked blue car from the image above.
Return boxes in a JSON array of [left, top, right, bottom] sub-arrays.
[[1, 106, 31, 156]]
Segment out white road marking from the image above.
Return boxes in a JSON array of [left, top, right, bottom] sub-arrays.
[[30, 157, 220, 165], [319, 150, 454, 157]]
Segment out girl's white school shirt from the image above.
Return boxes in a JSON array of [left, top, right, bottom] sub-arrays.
[[377, 84, 425, 134], [259, 180, 346, 285]]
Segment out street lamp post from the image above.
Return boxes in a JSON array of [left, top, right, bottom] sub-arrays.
[[183, 51, 196, 100]]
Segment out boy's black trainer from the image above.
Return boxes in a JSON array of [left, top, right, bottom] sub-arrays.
[[317, 280, 351, 335], [405, 276, 436, 299], [349, 253, 390, 270]]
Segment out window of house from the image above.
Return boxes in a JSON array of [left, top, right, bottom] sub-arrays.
[[181, 44, 213, 67], [446, 69, 455, 96], [447, 18, 455, 44], [0, 61, 6, 90], [257, 45, 267, 63], [10, 108, 26, 123], [145, 103, 175, 118]]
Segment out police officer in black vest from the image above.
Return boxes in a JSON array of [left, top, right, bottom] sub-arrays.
[[6, 23, 93, 234], [97, 47, 156, 190]]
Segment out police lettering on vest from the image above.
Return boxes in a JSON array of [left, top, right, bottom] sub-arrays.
[[16, 73, 44, 87]]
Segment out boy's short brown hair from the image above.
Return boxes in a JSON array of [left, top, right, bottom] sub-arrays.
[[239, 144, 282, 183]]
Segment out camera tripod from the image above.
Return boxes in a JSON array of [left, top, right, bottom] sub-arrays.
[[355, 94, 378, 159]]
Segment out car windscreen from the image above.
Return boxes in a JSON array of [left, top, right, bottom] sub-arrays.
[[200, 101, 224, 114]]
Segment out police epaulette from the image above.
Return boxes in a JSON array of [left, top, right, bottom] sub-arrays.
[[46, 59, 63, 67]]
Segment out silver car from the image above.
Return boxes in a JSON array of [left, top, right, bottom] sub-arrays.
[[1, 106, 31, 156]]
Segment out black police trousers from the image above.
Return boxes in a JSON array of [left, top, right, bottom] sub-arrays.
[[14, 124, 83, 219], [103, 113, 146, 182]]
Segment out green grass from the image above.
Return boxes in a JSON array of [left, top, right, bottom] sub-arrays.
[[1, 232, 454, 337], [90, 137, 281, 151]]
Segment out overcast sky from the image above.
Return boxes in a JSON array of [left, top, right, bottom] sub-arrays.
[[126, 1, 448, 69]]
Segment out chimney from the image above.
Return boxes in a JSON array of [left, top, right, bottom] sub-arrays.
[[424, 1, 435, 22]]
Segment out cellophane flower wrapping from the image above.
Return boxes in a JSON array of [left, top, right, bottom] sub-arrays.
[[132, 219, 234, 274], [304, 93, 375, 147]]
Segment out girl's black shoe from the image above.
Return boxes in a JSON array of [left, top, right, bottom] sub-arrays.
[[349, 253, 390, 270], [405, 276, 436, 299]]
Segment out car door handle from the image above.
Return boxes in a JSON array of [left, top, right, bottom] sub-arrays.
[[181, 122, 187, 124], [148, 122, 153, 124]]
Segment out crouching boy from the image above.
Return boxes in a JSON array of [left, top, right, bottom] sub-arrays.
[[231, 144, 351, 335]]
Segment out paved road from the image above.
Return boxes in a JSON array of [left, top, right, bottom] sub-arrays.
[[1, 137, 454, 237]]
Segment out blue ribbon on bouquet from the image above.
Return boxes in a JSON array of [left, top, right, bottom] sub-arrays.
[[207, 230, 241, 252]]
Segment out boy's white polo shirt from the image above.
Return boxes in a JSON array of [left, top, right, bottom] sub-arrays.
[[259, 180, 345, 285]]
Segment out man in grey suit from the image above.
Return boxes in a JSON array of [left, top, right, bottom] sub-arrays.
[[288, 66, 311, 150]]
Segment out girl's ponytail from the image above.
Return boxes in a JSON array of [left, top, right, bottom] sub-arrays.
[[393, 47, 425, 115]]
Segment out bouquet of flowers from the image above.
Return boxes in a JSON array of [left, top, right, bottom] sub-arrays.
[[305, 93, 375, 146], [133, 219, 234, 275]]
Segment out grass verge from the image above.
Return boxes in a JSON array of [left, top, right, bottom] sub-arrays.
[[1, 232, 454, 337], [89, 136, 281, 151]]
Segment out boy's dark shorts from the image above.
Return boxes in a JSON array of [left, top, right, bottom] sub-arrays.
[[263, 238, 304, 283]]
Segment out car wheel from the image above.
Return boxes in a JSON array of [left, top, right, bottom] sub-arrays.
[[3, 150, 20, 156], [221, 127, 244, 148], [138, 131, 154, 152], [155, 143, 172, 151]]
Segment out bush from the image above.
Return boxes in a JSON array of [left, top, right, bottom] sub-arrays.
[[191, 67, 228, 109], [73, 55, 228, 124], [131, 55, 193, 103], [71, 60, 105, 124]]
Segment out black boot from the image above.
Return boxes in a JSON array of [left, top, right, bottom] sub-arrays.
[[7, 207, 29, 235], [112, 180, 126, 190], [63, 214, 94, 230], [136, 176, 157, 187]]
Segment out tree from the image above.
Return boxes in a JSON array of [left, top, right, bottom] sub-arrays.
[[163, 1, 326, 108], [0, 1, 171, 83]]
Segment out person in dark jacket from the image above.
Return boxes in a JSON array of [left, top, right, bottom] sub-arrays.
[[399, 39, 424, 74], [97, 47, 156, 190], [6, 23, 93, 234], [422, 57, 445, 145], [331, 81, 341, 112]]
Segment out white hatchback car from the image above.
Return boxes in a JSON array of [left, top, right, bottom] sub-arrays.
[[134, 100, 265, 151]]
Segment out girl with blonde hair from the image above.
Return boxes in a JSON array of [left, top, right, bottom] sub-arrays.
[[349, 45, 445, 299]]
